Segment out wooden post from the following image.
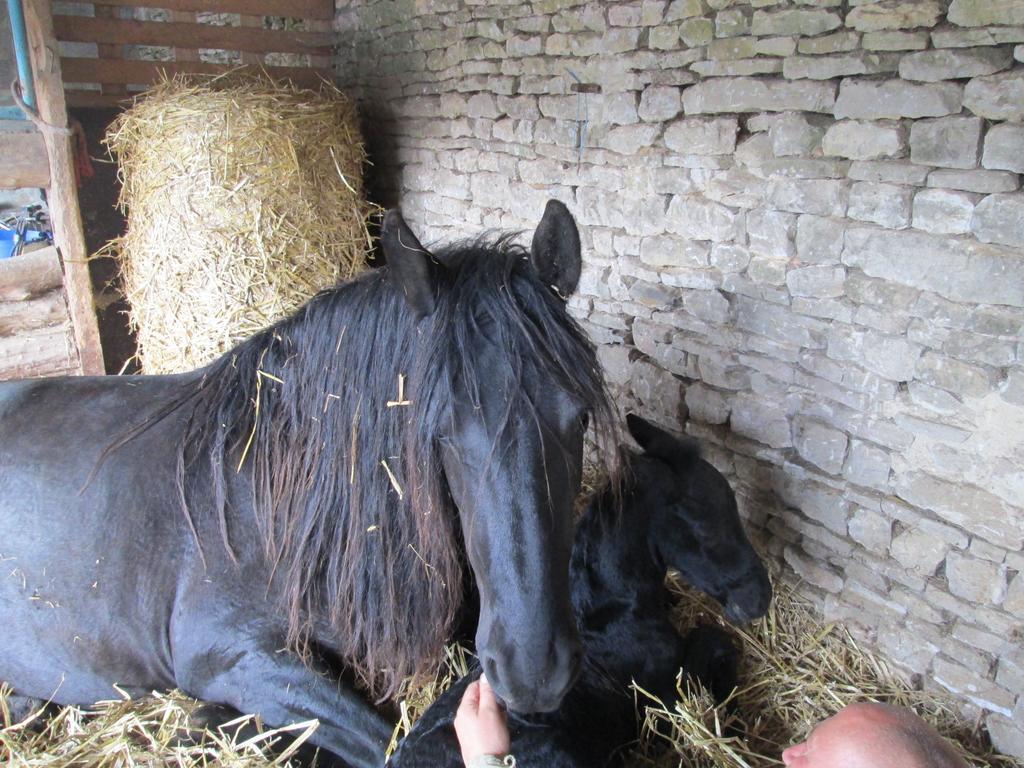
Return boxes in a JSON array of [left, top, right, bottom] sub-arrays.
[[22, 0, 105, 375]]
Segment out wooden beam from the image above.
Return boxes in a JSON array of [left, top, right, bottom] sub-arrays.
[[52, 0, 334, 20], [65, 89, 137, 108], [0, 246, 64, 301], [22, 0, 105, 375], [0, 354, 80, 380], [62, 58, 334, 88], [53, 15, 334, 56], [0, 129, 50, 188], [0, 288, 69, 335], [0, 323, 79, 381]]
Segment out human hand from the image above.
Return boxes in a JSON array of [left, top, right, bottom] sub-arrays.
[[454, 674, 510, 766]]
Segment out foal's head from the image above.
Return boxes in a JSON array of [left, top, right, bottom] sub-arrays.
[[625, 414, 772, 624]]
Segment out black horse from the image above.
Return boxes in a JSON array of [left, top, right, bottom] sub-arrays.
[[389, 414, 772, 768], [0, 201, 620, 767]]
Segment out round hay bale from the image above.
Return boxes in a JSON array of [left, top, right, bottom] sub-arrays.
[[105, 73, 372, 374]]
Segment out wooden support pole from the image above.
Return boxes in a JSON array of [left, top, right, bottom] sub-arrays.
[[22, 0, 104, 375]]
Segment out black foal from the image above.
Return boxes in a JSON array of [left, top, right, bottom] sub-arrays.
[[389, 414, 771, 768]]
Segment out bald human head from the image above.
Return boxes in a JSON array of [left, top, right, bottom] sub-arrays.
[[782, 702, 967, 768]]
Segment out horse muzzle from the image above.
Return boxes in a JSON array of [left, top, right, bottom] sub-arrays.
[[477, 631, 583, 714], [722, 569, 773, 624]]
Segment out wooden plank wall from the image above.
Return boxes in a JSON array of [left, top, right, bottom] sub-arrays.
[[0, 247, 81, 380], [53, 0, 336, 107], [0, 124, 50, 188]]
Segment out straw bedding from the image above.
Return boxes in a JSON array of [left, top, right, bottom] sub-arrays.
[[3, 569, 1018, 767], [637, 574, 1020, 768], [0, 687, 318, 767], [104, 73, 372, 374]]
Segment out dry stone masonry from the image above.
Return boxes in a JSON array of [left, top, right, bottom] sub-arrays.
[[333, 0, 1024, 756]]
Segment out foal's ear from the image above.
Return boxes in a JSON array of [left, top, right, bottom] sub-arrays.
[[626, 413, 701, 468], [381, 209, 435, 319], [531, 199, 582, 299]]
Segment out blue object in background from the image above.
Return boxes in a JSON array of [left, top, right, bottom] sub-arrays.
[[0, 229, 17, 259], [0, 228, 50, 259]]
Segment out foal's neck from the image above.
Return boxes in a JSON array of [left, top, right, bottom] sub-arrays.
[[570, 467, 687, 690], [572, 486, 670, 631]]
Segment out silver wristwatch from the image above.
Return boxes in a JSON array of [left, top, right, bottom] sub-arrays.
[[466, 755, 516, 768]]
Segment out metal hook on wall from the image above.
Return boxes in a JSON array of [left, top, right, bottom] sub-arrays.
[[564, 69, 600, 170]]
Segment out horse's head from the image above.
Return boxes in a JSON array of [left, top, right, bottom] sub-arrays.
[[381, 201, 612, 713], [626, 414, 772, 624]]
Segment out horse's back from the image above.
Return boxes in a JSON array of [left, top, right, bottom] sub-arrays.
[[0, 373, 202, 703], [0, 373, 195, 512]]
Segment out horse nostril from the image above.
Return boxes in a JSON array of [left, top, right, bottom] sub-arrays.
[[554, 638, 584, 691], [482, 656, 501, 691]]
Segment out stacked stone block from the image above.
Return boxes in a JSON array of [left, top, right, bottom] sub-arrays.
[[334, 0, 1024, 756]]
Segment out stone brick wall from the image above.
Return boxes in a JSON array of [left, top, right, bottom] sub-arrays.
[[333, 0, 1024, 756]]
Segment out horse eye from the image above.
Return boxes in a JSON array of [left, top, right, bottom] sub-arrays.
[[580, 412, 590, 430]]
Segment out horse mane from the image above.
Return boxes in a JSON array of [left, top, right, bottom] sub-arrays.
[[177, 235, 621, 700]]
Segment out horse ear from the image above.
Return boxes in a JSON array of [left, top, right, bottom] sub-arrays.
[[626, 413, 669, 451], [381, 209, 435, 319], [626, 413, 701, 468], [530, 199, 581, 299]]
